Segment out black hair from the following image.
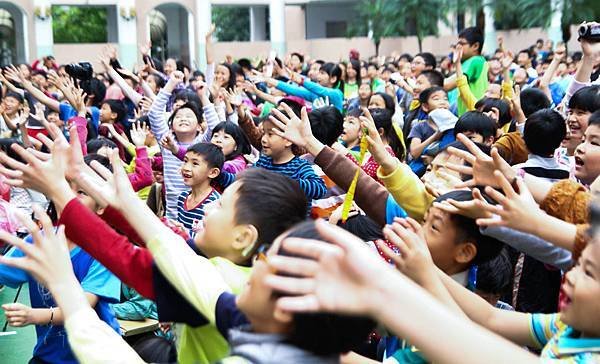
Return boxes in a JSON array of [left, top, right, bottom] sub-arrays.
[[148, 73, 166, 90], [370, 107, 405, 161], [347, 59, 362, 85], [5, 91, 24, 104], [454, 111, 497, 140], [434, 190, 504, 265], [79, 78, 107, 107], [277, 98, 303, 118], [83, 153, 112, 172], [474, 98, 512, 127], [174, 88, 201, 106], [192, 70, 205, 80], [415, 52, 437, 69], [458, 27, 484, 54], [237, 58, 253, 71], [367, 62, 378, 69], [518, 48, 532, 59], [369, 92, 395, 114], [476, 248, 512, 296], [568, 85, 600, 114], [314, 59, 325, 66], [217, 63, 237, 90], [523, 109, 566, 157], [168, 102, 203, 130], [290, 52, 305, 64], [398, 53, 413, 63], [102, 99, 127, 124], [338, 214, 384, 241], [234, 169, 307, 258], [419, 70, 445, 88], [185, 142, 225, 170], [589, 110, 600, 128], [211, 121, 252, 159], [308, 106, 344, 147], [418, 86, 446, 105], [320, 62, 344, 91], [86, 137, 118, 154], [438, 141, 491, 181], [275, 220, 377, 356], [131, 335, 177, 363], [176, 59, 188, 73], [520, 88, 551, 118]]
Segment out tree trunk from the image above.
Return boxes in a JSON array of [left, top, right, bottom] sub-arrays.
[[417, 37, 423, 53], [375, 39, 380, 56]]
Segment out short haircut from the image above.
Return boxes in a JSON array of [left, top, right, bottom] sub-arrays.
[[80, 78, 107, 107], [416, 52, 437, 68], [568, 85, 600, 114], [476, 248, 512, 296], [212, 121, 252, 159], [419, 86, 446, 105], [149, 74, 166, 89], [174, 88, 201, 106], [87, 137, 118, 154], [589, 110, 600, 128], [5, 91, 24, 104], [474, 98, 512, 127], [338, 214, 384, 241], [277, 98, 303, 118], [308, 106, 344, 147], [290, 52, 305, 63], [523, 109, 566, 156], [186, 142, 225, 170], [168, 101, 203, 127], [420, 70, 444, 88], [518, 49, 532, 58], [275, 220, 377, 355], [370, 92, 396, 113], [84, 153, 112, 171], [454, 111, 497, 140], [102, 99, 127, 123], [520, 88, 551, 118], [398, 53, 413, 63], [234, 169, 308, 255], [434, 190, 504, 265], [458, 27, 484, 54]]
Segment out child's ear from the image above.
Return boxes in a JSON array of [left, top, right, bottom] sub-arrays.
[[378, 127, 385, 138], [454, 242, 477, 265], [484, 135, 495, 146], [95, 206, 106, 216], [208, 167, 220, 179], [421, 103, 430, 113], [231, 224, 259, 257], [273, 306, 294, 323], [284, 139, 293, 148]]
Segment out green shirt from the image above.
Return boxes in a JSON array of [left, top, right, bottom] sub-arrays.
[[458, 55, 488, 116], [344, 82, 359, 99]]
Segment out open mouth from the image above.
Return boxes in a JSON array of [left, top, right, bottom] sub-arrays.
[[574, 156, 584, 168], [182, 171, 193, 179]]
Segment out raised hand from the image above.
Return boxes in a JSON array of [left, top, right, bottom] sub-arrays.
[[206, 23, 216, 40], [264, 220, 394, 315], [130, 121, 150, 147], [0, 205, 75, 290], [86, 149, 137, 211], [446, 133, 514, 188], [160, 132, 179, 155], [269, 104, 313, 149], [138, 96, 153, 115], [433, 188, 492, 220], [5, 64, 26, 84]]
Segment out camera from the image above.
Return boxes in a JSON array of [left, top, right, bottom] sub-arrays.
[[65, 62, 93, 80], [578, 23, 600, 43]]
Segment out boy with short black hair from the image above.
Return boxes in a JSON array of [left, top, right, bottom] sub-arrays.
[[177, 142, 223, 238], [408, 86, 451, 160], [453, 111, 497, 146]]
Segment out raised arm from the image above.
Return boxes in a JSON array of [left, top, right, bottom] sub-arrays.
[[148, 72, 184, 141], [5, 65, 60, 112]]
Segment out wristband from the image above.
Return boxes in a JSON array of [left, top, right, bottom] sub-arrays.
[[49, 307, 54, 326]]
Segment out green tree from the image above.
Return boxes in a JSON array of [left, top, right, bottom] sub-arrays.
[[348, 0, 450, 55], [51, 6, 107, 43], [212, 6, 251, 42]]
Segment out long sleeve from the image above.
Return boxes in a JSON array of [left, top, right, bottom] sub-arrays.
[[100, 205, 145, 247], [376, 162, 434, 222], [215, 169, 237, 189], [58, 198, 156, 298], [199, 103, 221, 143], [314, 146, 389, 227], [222, 155, 248, 174], [456, 75, 477, 112], [148, 89, 171, 141], [276, 81, 316, 102], [128, 147, 153, 192], [481, 226, 573, 271], [65, 308, 145, 364], [292, 159, 327, 200], [302, 79, 344, 111], [69, 116, 89, 155], [539, 179, 590, 224], [238, 111, 263, 150], [110, 287, 157, 321], [146, 228, 230, 324], [175, 145, 187, 161], [501, 80, 513, 100]]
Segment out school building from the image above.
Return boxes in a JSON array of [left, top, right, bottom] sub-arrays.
[[0, 0, 575, 70]]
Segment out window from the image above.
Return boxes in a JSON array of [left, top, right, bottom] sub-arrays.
[[325, 21, 347, 38], [52, 6, 108, 43]]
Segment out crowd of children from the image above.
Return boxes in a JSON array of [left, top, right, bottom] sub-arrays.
[[0, 20, 599, 363]]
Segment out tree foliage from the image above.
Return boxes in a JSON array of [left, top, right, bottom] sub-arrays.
[[52, 6, 107, 44], [212, 6, 251, 42]]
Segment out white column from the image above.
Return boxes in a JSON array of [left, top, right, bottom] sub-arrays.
[[33, 0, 52, 60], [195, 0, 212, 70], [482, 2, 496, 56], [269, 0, 286, 56], [438, 11, 455, 36], [548, 0, 563, 47], [116, 0, 138, 69], [250, 6, 267, 41]]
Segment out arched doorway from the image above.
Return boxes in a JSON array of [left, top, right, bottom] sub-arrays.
[[148, 3, 192, 66], [0, 1, 27, 66]]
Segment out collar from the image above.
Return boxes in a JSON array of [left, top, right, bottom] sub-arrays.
[[451, 270, 469, 287], [555, 326, 600, 355]]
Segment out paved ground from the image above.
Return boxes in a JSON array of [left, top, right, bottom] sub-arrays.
[[0, 284, 36, 364]]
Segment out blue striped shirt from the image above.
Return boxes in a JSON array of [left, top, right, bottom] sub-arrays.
[[217, 155, 327, 201], [177, 188, 221, 239]]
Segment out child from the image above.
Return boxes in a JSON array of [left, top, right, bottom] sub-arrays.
[[177, 143, 223, 238], [574, 110, 600, 186], [408, 86, 450, 160], [340, 109, 363, 159], [453, 111, 497, 146], [514, 109, 568, 182], [98, 99, 128, 159], [402, 70, 445, 144]]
